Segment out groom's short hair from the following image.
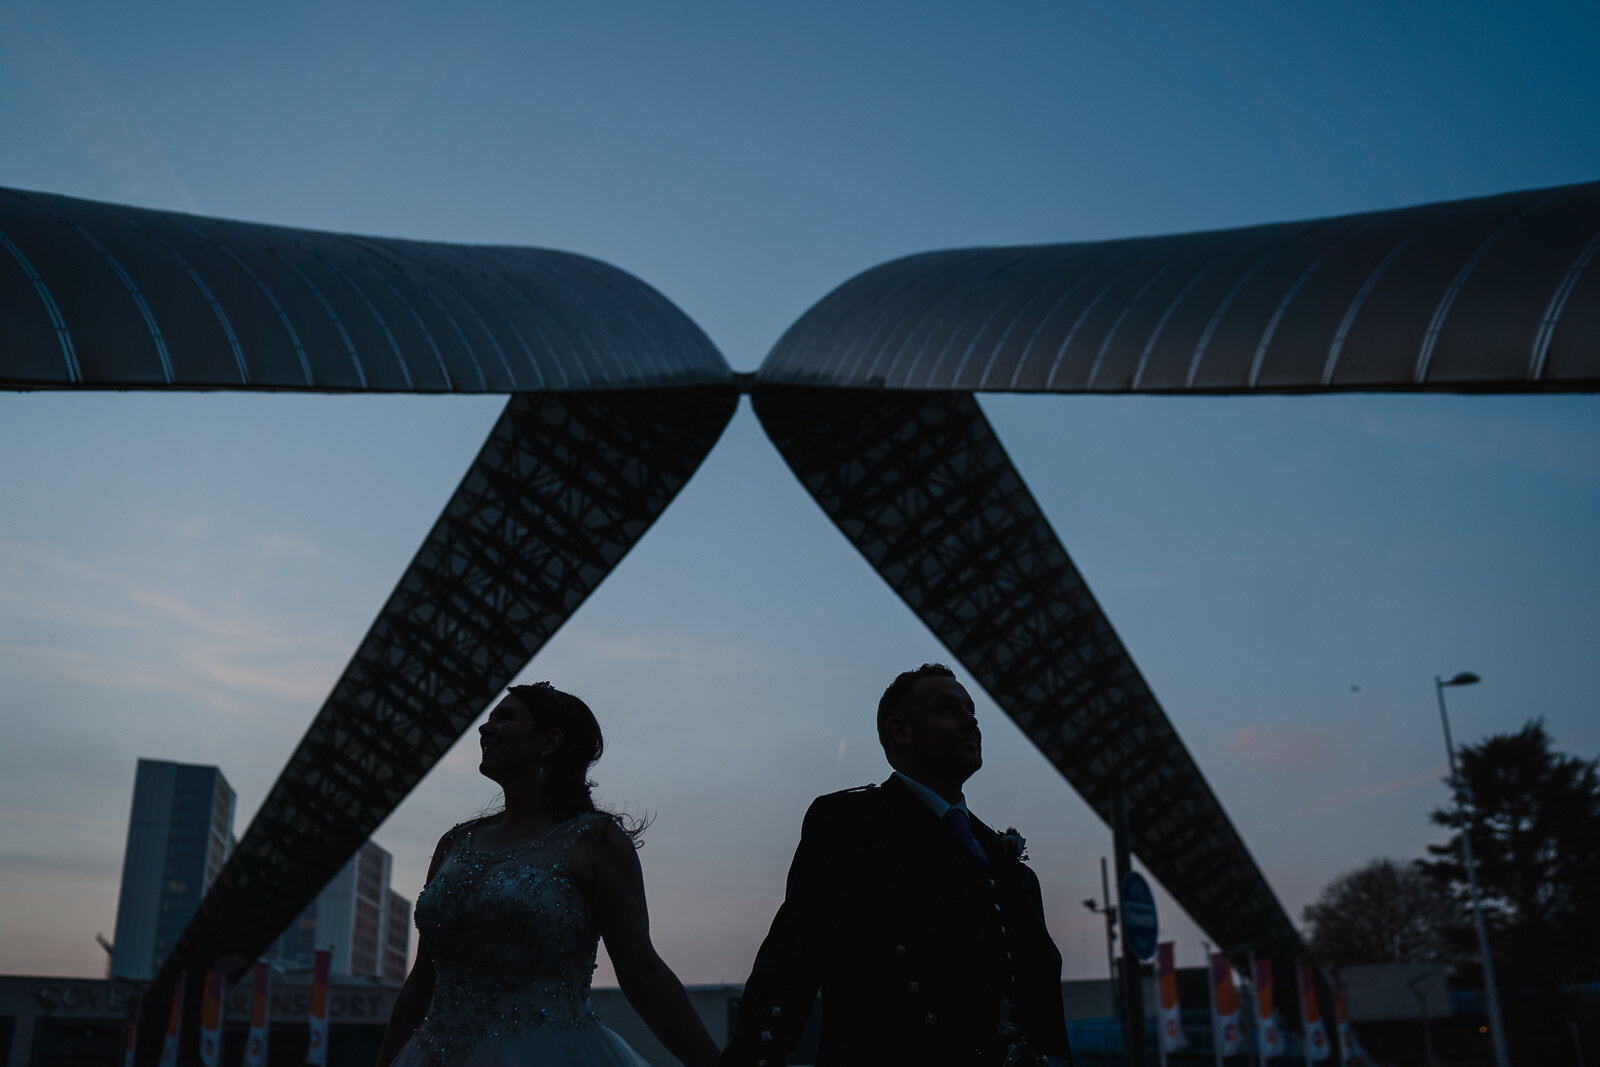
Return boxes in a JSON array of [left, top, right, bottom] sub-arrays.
[[876, 662, 957, 746]]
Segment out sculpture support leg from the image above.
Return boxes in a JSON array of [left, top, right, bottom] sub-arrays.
[[136, 384, 736, 1064], [753, 385, 1302, 972]]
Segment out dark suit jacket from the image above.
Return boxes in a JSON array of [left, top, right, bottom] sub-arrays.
[[722, 776, 1072, 1067]]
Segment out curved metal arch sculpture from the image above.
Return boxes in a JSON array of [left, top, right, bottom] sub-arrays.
[[146, 384, 737, 1064], [0, 186, 741, 1062], [748, 176, 1600, 1032], [759, 180, 1600, 393], [3, 177, 1596, 1061], [753, 385, 1300, 962], [0, 186, 729, 391]]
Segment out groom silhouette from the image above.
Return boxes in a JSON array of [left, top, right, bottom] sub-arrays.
[[723, 664, 1072, 1067]]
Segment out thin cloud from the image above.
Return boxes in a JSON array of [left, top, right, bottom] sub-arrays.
[[0, 810, 122, 832], [1267, 764, 1447, 826], [1226, 725, 1340, 774], [0, 1, 199, 210], [254, 533, 319, 557], [562, 626, 764, 677], [0, 586, 141, 630], [1, 535, 346, 702], [178, 646, 332, 705], [0, 849, 120, 880], [0, 641, 228, 701], [134, 513, 213, 540]]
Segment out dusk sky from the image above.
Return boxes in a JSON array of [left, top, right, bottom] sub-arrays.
[[1, 1, 1597, 989]]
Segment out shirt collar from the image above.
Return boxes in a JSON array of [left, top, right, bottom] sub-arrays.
[[893, 771, 969, 820]]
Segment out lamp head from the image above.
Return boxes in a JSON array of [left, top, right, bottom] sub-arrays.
[[1442, 671, 1481, 687]]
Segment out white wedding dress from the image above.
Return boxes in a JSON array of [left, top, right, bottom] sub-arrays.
[[391, 812, 652, 1067]]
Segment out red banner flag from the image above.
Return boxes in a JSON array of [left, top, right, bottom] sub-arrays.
[[1298, 962, 1330, 1062], [244, 962, 270, 1067], [157, 976, 183, 1067], [1211, 952, 1245, 1056], [1157, 941, 1188, 1054], [307, 948, 331, 1066], [198, 969, 223, 1067], [1254, 957, 1285, 1058]]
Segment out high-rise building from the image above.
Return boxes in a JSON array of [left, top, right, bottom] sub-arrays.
[[110, 760, 235, 981], [266, 840, 411, 985], [383, 888, 411, 984]]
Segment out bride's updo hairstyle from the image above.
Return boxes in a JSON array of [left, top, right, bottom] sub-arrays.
[[505, 681, 603, 819], [502, 682, 645, 840]]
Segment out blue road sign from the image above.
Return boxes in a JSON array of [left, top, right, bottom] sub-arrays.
[[1120, 871, 1158, 961]]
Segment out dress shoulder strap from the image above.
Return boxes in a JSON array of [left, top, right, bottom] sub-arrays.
[[564, 810, 610, 843], [426, 815, 495, 882]]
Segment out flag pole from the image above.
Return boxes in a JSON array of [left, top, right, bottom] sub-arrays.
[[1247, 952, 1260, 1067], [1329, 968, 1352, 1067], [1296, 963, 1311, 1067], [1158, 954, 1169, 1067], [1204, 942, 1223, 1067]]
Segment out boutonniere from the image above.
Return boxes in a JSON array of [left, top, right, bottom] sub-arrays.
[[999, 827, 1028, 862]]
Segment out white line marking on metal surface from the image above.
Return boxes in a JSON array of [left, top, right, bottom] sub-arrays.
[[0, 224, 80, 382], [833, 257, 951, 386], [1038, 264, 1135, 391], [1319, 232, 1418, 387], [283, 250, 368, 389], [1084, 257, 1179, 390], [25, 193, 175, 383], [1413, 197, 1549, 384], [1186, 237, 1295, 388], [425, 244, 546, 390], [1529, 228, 1600, 380], [941, 248, 1057, 388], [179, 220, 314, 386], [1132, 255, 1218, 391], [872, 253, 994, 389], [974, 255, 1090, 390], [103, 207, 249, 384]]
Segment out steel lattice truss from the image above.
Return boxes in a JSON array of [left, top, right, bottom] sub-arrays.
[[3, 178, 1596, 1062], [754, 386, 1301, 960], [138, 386, 736, 1063]]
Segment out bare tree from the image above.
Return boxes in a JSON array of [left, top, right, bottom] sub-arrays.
[[1302, 858, 1450, 967]]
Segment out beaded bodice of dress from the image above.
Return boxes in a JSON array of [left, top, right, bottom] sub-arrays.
[[413, 812, 605, 1063]]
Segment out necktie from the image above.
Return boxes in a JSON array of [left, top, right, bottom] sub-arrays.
[[943, 806, 989, 868]]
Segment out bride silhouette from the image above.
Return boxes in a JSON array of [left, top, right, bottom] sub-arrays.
[[377, 682, 719, 1067]]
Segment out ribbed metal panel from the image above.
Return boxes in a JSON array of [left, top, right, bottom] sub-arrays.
[[760, 181, 1600, 392], [0, 187, 730, 391]]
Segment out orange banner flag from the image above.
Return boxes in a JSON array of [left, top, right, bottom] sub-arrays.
[[1253, 957, 1285, 1058], [198, 969, 223, 1067], [1157, 941, 1188, 1053], [1211, 952, 1245, 1056], [307, 948, 331, 1066]]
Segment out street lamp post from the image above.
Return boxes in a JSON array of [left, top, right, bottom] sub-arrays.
[[1406, 972, 1437, 1067], [1435, 671, 1511, 1067], [1082, 857, 1119, 1020]]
